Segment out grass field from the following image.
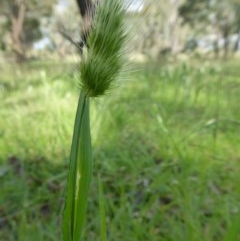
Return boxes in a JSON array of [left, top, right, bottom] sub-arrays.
[[0, 59, 240, 241]]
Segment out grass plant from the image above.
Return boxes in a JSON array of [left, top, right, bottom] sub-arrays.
[[62, 0, 128, 240]]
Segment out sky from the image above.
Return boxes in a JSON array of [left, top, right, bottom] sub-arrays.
[[55, 0, 144, 13], [126, 0, 144, 12]]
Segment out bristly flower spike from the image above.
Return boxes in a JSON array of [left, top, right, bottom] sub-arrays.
[[80, 0, 128, 97]]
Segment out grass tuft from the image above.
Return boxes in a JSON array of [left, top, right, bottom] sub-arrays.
[[0, 60, 240, 240]]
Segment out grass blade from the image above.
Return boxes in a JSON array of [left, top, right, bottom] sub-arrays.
[[62, 90, 92, 241], [98, 175, 107, 241], [223, 215, 240, 241]]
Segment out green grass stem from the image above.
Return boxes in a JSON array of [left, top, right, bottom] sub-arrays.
[[62, 90, 92, 241]]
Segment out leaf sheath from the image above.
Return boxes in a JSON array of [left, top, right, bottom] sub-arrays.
[[62, 90, 92, 241]]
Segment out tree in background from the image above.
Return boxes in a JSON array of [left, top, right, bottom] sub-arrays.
[[129, 0, 185, 60], [0, 0, 53, 62], [231, 0, 240, 52], [179, 0, 240, 58]]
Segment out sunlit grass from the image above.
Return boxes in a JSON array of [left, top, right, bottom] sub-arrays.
[[0, 59, 240, 240]]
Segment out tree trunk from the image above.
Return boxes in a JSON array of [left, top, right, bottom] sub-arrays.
[[75, 0, 94, 54], [222, 22, 229, 60], [213, 39, 219, 58], [233, 30, 240, 53], [10, 0, 26, 63], [167, 0, 181, 53]]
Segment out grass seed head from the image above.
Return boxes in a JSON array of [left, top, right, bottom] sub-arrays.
[[79, 0, 128, 97]]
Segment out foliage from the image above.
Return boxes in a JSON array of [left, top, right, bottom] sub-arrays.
[[179, 0, 240, 34], [179, 0, 240, 57], [0, 59, 240, 240], [128, 0, 185, 57], [0, 0, 54, 61]]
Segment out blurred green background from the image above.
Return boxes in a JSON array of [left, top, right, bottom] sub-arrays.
[[1, 0, 240, 240]]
